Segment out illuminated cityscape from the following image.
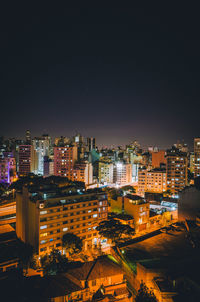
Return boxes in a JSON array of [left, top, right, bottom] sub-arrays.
[[1, 3, 200, 302]]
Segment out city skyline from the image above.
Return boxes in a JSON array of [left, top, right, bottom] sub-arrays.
[[1, 3, 200, 148], [0, 129, 197, 151]]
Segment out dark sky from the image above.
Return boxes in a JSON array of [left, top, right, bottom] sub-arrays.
[[1, 3, 200, 149]]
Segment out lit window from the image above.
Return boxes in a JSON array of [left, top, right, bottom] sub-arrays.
[[63, 227, 68, 232], [93, 214, 98, 218], [40, 225, 47, 229], [40, 210, 47, 215], [40, 233, 47, 237]]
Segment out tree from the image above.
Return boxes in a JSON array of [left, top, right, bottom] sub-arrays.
[[96, 218, 135, 244], [40, 248, 68, 275], [62, 233, 83, 255], [0, 183, 6, 197], [135, 281, 158, 302]]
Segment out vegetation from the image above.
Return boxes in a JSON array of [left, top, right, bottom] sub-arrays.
[[96, 218, 135, 244], [0, 183, 7, 197], [62, 233, 83, 255], [135, 281, 158, 302], [104, 185, 136, 201], [40, 248, 68, 275]]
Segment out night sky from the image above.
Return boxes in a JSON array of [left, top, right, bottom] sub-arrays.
[[1, 3, 200, 149]]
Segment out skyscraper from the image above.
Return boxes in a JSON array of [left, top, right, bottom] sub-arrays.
[[18, 145, 35, 176], [32, 135, 51, 175], [87, 137, 96, 152], [25, 130, 31, 144], [194, 138, 200, 178], [54, 145, 78, 178]]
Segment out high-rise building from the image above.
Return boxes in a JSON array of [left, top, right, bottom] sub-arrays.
[[166, 147, 188, 195], [0, 153, 17, 183], [73, 161, 93, 185], [43, 156, 54, 177], [113, 162, 132, 186], [132, 163, 140, 183], [87, 137, 96, 152], [54, 145, 78, 179], [98, 161, 113, 184], [16, 187, 108, 255], [25, 130, 31, 144], [138, 168, 167, 197], [32, 135, 51, 175], [189, 152, 195, 173], [18, 145, 35, 176], [151, 150, 166, 168], [194, 138, 200, 178]]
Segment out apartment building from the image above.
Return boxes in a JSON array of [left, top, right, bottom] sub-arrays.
[[151, 150, 166, 168], [16, 188, 108, 255], [0, 155, 16, 183], [123, 195, 150, 232], [166, 147, 188, 195], [112, 195, 149, 233], [54, 145, 78, 179], [98, 160, 113, 184], [18, 145, 36, 176], [113, 162, 132, 186], [138, 168, 167, 197], [73, 161, 93, 186]]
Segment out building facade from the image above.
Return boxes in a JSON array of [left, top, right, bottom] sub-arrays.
[[18, 145, 35, 176], [113, 162, 132, 186], [98, 161, 113, 184], [32, 135, 51, 175], [138, 169, 167, 197], [54, 146, 78, 179], [0, 155, 16, 183], [16, 188, 108, 255], [166, 147, 188, 195]]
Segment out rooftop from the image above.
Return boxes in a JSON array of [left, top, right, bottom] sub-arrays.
[[66, 256, 123, 282]]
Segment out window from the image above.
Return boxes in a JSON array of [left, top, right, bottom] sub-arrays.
[[40, 218, 47, 222], [63, 227, 68, 231], [40, 210, 47, 215], [93, 214, 98, 218], [40, 233, 47, 237], [40, 225, 47, 229]]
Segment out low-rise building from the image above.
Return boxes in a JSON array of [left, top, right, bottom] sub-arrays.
[[66, 256, 132, 301]]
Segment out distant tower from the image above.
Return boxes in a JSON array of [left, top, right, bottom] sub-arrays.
[[26, 130, 31, 144], [87, 137, 96, 152]]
